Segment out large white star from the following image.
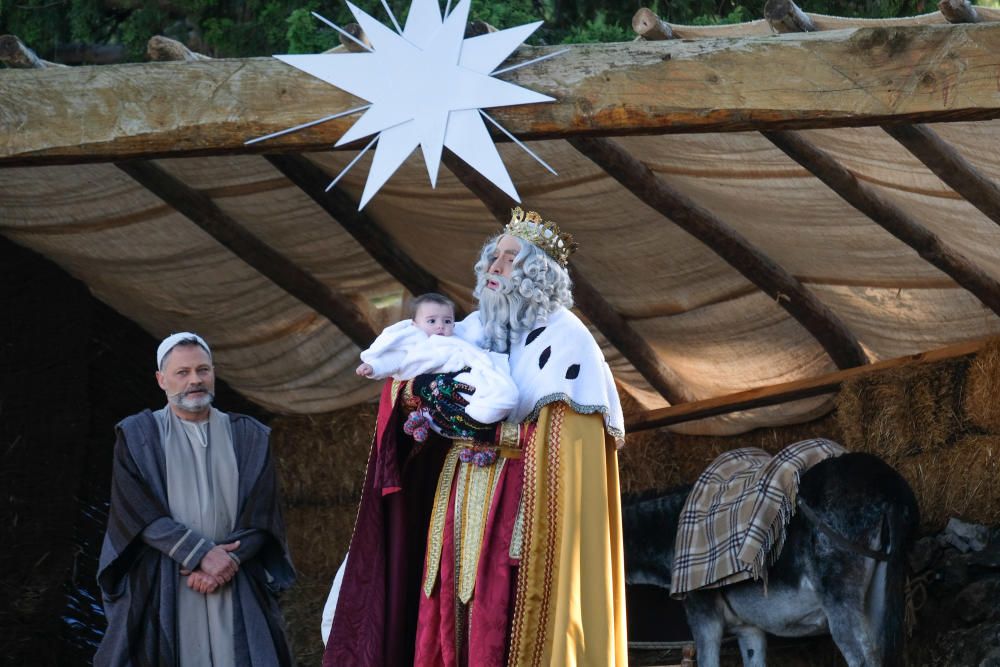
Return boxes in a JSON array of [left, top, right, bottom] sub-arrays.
[[267, 0, 559, 209]]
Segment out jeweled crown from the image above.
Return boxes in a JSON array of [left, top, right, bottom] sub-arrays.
[[504, 207, 578, 268]]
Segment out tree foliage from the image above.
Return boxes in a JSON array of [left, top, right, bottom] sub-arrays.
[[0, 0, 971, 64]]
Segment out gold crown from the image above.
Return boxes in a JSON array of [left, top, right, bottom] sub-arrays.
[[504, 207, 578, 267]]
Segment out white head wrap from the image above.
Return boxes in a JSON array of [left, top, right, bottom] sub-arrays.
[[156, 332, 211, 369]]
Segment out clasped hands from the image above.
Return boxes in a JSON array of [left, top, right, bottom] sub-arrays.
[[181, 540, 240, 594]]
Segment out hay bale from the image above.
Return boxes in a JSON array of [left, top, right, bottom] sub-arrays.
[[964, 339, 1000, 433], [619, 411, 843, 494], [835, 360, 965, 464], [285, 503, 357, 577], [282, 503, 357, 667], [271, 405, 377, 506], [283, 576, 332, 667], [896, 435, 1000, 530]]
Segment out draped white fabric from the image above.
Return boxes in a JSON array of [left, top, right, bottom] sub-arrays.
[[3, 120, 1000, 434]]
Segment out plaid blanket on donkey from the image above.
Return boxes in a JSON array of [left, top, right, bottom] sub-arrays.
[[670, 438, 846, 598]]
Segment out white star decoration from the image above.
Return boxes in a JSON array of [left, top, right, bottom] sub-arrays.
[[253, 0, 562, 209]]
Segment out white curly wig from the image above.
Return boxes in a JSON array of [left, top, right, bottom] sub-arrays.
[[473, 234, 573, 353]]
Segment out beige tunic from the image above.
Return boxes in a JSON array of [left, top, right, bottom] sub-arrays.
[[157, 407, 239, 667]]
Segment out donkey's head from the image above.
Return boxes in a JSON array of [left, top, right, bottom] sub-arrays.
[[621, 485, 692, 592]]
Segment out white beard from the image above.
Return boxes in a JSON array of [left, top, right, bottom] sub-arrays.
[[477, 276, 544, 353]]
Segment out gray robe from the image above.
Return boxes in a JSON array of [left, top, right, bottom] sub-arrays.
[[95, 409, 295, 667]]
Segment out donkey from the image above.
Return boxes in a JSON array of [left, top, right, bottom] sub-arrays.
[[623, 452, 919, 667]]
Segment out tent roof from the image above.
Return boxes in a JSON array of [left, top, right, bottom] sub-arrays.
[[3, 8, 1000, 436]]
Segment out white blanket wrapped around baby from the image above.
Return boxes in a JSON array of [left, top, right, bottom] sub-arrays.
[[360, 320, 517, 424]]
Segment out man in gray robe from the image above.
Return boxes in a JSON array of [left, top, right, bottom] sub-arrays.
[[95, 332, 295, 667]]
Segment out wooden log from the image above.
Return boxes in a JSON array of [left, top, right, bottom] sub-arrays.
[[338, 23, 371, 53], [883, 123, 1000, 229], [115, 159, 377, 348], [764, 0, 816, 33], [465, 20, 497, 38], [442, 149, 690, 406], [7, 23, 1000, 165], [569, 136, 869, 371], [764, 129, 1000, 317], [0, 35, 64, 69], [627, 336, 992, 432], [263, 153, 462, 316], [938, 0, 979, 24], [632, 8, 673, 40], [147, 35, 210, 62]]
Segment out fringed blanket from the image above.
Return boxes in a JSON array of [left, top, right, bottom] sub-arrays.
[[670, 438, 845, 598]]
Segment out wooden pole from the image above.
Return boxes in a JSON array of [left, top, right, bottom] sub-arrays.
[[263, 153, 463, 317], [938, 0, 979, 23], [0, 35, 65, 68], [147, 35, 210, 62], [569, 136, 869, 371], [442, 149, 691, 406], [632, 8, 673, 40], [627, 336, 993, 432], [764, 0, 816, 33], [764, 129, 1000, 317], [883, 123, 1000, 229], [116, 159, 377, 348]]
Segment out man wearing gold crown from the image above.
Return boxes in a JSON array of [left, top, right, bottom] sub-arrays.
[[324, 208, 627, 667]]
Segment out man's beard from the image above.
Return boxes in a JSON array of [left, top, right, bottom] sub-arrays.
[[171, 387, 215, 412], [477, 275, 541, 353]]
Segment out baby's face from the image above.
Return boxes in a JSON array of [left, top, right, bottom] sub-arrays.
[[414, 302, 455, 337]]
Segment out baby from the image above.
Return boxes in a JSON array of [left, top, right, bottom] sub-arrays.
[[356, 293, 517, 439]]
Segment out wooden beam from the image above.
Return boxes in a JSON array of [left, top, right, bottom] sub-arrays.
[[7, 23, 1000, 165], [764, 0, 816, 33], [441, 149, 690, 406], [569, 136, 869, 370], [115, 159, 377, 348], [263, 153, 463, 316], [626, 336, 993, 432], [883, 123, 1000, 229], [764, 130, 1000, 317]]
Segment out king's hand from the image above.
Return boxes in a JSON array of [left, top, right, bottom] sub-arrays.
[[410, 371, 496, 442]]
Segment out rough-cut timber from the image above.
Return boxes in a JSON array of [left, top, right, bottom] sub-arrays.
[[442, 149, 690, 406], [884, 123, 1000, 229], [6, 23, 1000, 165], [570, 136, 869, 371], [263, 153, 461, 316], [626, 337, 991, 432], [764, 129, 1000, 318], [116, 159, 377, 348]]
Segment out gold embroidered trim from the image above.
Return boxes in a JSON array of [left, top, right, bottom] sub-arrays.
[[499, 421, 520, 449], [508, 418, 541, 662], [423, 446, 461, 597], [456, 457, 506, 603], [509, 493, 525, 560]]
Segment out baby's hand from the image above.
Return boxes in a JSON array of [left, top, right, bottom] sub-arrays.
[[356, 362, 374, 377]]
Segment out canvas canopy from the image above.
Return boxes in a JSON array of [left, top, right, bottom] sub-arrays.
[[3, 7, 1000, 435]]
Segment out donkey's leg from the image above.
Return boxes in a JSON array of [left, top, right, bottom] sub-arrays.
[[684, 592, 726, 667], [822, 600, 879, 667], [732, 626, 767, 667]]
